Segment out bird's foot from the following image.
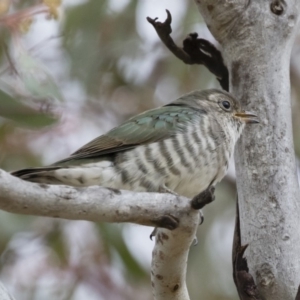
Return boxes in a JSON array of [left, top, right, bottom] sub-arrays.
[[191, 186, 215, 210], [150, 214, 180, 240]]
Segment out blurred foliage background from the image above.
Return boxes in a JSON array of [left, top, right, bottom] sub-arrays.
[[0, 1, 299, 299]]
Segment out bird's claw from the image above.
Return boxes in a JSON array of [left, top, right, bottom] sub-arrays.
[[199, 210, 204, 225], [192, 237, 198, 246], [150, 228, 157, 240], [150, 214, 179, 240]]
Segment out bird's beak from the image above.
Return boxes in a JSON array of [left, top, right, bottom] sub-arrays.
[[234, 111, 259, 124]]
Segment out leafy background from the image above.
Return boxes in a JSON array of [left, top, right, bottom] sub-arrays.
[[0, 1, 299, 299]]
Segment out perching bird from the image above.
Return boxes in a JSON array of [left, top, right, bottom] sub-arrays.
[[12, 89, 258, 198]]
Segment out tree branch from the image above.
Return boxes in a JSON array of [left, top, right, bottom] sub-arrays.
[[147, 10, 229, 91], [0, 281, 15, 300], [0, 169, 189, 227], [0, 168, 201, 300], [151, 222, 199, 300], [151, 186, 214, 300]]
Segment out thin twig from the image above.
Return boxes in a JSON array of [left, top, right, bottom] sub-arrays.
[[147, 10, 229, 91], [3, 42, 18, 75]]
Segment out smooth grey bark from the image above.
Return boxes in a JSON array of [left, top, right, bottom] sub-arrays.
[[0, 169, 199, 300], [194, 0, 300, 299], [0, 281, 15, 300]]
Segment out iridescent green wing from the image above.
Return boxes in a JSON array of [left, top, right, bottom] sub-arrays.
[[55, 105, 196, 164]]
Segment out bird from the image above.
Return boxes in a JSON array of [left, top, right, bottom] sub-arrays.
[[12, 89, 258, 198]]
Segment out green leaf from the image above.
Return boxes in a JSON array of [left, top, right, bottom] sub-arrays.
[[0, 89, 57, 128], [18, 49, 64, 102]]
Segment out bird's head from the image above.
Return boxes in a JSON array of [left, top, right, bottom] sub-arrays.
[[176, 89, 259, 125]]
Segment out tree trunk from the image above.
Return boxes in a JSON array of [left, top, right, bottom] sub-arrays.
[[194, 1, 300, 299]]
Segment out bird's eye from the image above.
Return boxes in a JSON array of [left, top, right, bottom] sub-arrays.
[[221, 100, 231, 111]]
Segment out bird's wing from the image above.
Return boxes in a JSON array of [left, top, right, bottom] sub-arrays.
[[54, 105, 197, 164]]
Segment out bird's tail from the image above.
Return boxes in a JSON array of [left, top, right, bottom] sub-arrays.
[[11, 167, 63, 184]]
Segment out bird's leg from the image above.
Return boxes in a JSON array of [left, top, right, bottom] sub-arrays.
[[190, 187, 215, 246], [158, 184, 178, 196]]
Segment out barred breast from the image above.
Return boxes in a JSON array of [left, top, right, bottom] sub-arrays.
[[36, 114, 242, 197], [110, 113, 243, 198]]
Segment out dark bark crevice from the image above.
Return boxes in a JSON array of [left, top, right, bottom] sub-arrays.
[[295, 285, 300, 300], [233, 199, 262, 300]]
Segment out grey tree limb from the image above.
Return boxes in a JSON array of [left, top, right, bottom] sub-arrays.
[[194, 0, 300, 299], [0, 169, 201, 300], [0, 281, 15, 300], [151, 224, 199, 300]]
